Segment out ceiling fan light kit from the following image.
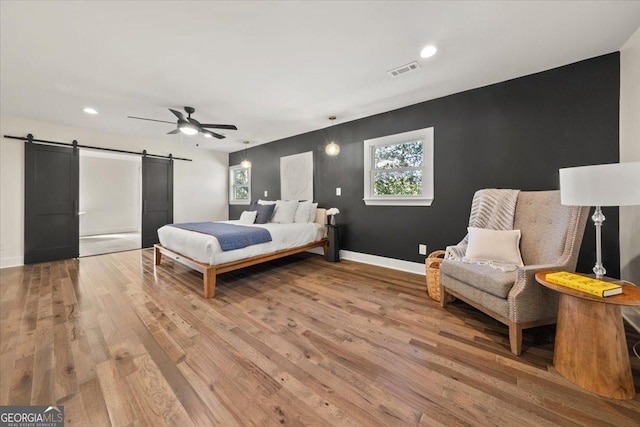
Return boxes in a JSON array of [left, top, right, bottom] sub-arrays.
[[128, 106, 237, 139], [178, 121, 198, 135]]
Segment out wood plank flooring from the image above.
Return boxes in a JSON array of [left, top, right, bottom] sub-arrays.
[[1, 250, 639, 426], [79, 232, 141, 257]]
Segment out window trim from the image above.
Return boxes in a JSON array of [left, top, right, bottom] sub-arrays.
[[229, 164, 251, 205], [363, 127, 434, 206]]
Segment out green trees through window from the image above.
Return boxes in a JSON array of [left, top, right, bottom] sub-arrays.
[[363, 127, 433, 206], [230, 166, 251, 204], [373, 141, 423, 196], [234, 168, 249, 200]]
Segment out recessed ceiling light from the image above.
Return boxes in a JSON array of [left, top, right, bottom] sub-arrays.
[[83, 107, 98, 115], [203, 133, 212, 138], [420, 45, 437, 59]]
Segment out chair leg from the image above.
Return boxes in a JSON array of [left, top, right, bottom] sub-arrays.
[[509, 323, 523, 355], [440, 284, 449, 308]]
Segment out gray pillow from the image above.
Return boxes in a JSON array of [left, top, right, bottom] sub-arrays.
[[255, 203, 275, 224]]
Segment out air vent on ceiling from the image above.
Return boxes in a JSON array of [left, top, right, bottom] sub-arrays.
[[387, 61, 420, 77]]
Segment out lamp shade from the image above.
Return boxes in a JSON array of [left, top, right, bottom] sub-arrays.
[[559, 161, 640, 206]]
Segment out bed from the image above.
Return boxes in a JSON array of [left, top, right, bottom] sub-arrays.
[[154, 208, 328, 298]]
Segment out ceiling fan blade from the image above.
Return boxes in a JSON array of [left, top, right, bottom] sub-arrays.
[[169, 108, 186, 120], [200, 124, 238, 130], [167, 129, 181, 134], [127, 116, 175, 124], [203, 129, 225, 139]]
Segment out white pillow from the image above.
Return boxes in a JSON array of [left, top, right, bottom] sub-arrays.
[[270, 200, 298, 223], [258, 199, 276, 205], [465, 227, 524, 266], [239, 210, 257, 225], [308, 202, 318, 223], [294, 201, 313, 223]]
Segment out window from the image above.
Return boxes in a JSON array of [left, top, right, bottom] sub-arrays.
[[229, 165, 251, 205], [363, 127, 434, 206]]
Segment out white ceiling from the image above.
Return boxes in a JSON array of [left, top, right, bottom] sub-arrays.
[[2, 1, 639, 153]]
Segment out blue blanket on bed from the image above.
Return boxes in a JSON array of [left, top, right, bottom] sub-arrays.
[[168, 222, 272, 251]]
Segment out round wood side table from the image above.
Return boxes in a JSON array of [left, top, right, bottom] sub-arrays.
[[535, 271, 640, 400]]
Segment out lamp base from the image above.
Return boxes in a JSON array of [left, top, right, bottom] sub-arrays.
[[592, 206, 606, 279]]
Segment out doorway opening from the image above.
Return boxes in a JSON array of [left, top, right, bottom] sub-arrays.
[[79, 150, 141, 257]]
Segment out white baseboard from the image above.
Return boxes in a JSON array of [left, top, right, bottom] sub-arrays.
[[306, 247, 325, 256], [307, 248, 425, 275], [80, 227, 139, 237], [4, 248, 426, 275], [341, 250, 425, 275], [1, 256, 24, 269]]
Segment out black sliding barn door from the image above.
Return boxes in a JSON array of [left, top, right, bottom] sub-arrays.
[[141, 156, 173, 248], [24, 141, 79, 264]]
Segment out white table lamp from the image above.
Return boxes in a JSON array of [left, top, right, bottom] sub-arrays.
[[559, 161, 640, 278]]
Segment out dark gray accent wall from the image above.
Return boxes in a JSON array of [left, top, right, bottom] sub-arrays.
[[230, 53, 620, 276]]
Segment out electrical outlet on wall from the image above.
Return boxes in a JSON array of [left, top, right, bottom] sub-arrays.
[[336, 187, 341, 196], [419, 244, 427, 255], [264, 190, 268, 197]]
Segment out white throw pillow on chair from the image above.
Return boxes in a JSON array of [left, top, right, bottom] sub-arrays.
[[465, 227, 524, 266]]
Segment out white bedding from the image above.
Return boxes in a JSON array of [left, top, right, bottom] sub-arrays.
[[157, 221, 324, 265]]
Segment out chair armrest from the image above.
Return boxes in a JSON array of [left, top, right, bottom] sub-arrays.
[[516, 263, 569, 286], [507, 263, 570, 323]]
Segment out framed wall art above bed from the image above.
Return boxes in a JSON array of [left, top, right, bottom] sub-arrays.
[[280, 151, 313, 201]]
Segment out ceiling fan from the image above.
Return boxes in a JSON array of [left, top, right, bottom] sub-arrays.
[[127, 106, 237, 139]]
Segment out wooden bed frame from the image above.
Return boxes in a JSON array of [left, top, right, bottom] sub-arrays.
[[153, 208, 329, 298], [154, 239, 327, 298]]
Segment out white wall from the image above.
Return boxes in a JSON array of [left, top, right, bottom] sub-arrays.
[[79, 152, 141, 236], [0, 115, 228, 268], [620, 26, 640, 283]]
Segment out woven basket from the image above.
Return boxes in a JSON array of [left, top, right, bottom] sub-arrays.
[[425, 250, 454, 302]]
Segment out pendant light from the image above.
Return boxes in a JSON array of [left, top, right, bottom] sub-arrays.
[[325, 116, 340, 156], [240, 141, 252, 168]]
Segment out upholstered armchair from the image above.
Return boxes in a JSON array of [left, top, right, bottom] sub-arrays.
[[440, 190, 589, 355]]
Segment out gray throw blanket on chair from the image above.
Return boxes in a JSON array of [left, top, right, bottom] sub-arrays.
[[445, 189, 520, 260]]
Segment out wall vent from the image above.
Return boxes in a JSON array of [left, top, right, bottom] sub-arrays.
[[387, 61, 420, 77]]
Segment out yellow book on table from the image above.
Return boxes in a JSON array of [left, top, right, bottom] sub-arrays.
[[545, 272, 622, 297]]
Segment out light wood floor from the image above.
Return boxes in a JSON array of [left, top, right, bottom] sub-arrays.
[[79, 232, 141, 257], [1, 250, 639, 426]]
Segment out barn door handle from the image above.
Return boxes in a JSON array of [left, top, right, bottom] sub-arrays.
[[73, 200, 78, 216], [143, 200, 148, 214]]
